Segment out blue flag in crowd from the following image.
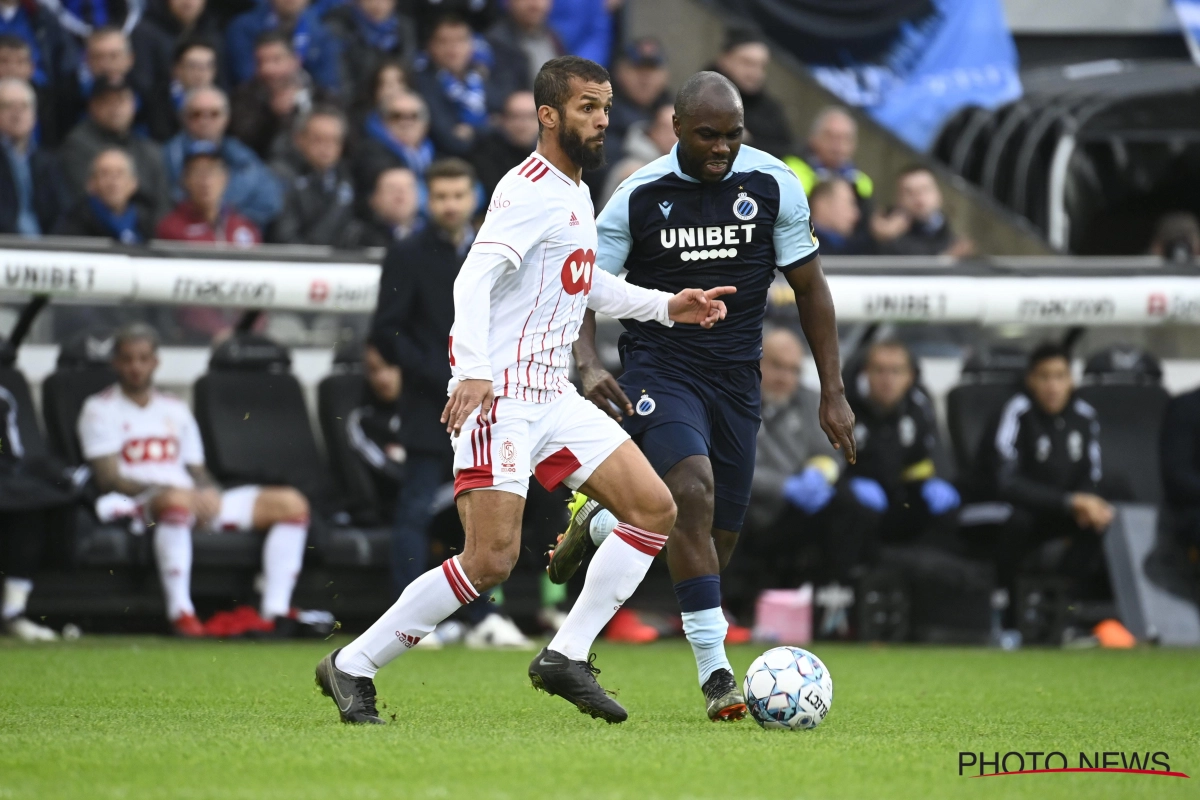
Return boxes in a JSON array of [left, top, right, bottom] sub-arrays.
[[808, 0, 1023, 152], [1174, 0, 1200, 65]]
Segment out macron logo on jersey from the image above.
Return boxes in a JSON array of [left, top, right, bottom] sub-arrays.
[[658, 201, 673, 219]]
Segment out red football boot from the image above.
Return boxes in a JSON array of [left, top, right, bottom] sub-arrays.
[[604, 608, 659, 644], [173, 613, 206, 638]]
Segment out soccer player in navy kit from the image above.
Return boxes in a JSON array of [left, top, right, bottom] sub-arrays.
[[548, 72, 857, 721]]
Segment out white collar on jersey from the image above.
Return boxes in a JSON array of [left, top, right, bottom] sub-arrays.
[[527, 151, 578, 186], [669, 143, 744, 184]]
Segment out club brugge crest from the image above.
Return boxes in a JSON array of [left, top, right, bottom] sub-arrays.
[[732, 192, 758, 221], [635, 394, 656, 416]]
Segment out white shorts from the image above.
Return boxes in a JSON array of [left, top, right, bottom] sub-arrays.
[[452, 390, 630, 499]]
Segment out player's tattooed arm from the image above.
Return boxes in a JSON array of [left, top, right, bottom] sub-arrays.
[[89, 454, 154, 497], [573, 310, 633, 420], [784, 256, 857, 463], [186, 464, 221, 492]]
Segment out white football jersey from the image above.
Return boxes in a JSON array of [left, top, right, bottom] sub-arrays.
[[78, 385, 205, 489], [451, 152, 598, 403]]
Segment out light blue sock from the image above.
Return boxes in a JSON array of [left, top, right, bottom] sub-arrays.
[[681, 606, 731, 686], [588, 509, 618, 546]]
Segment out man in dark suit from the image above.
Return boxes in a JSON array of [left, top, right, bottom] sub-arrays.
[[368, 156, 476, 598], [0, 76, 67, 235]]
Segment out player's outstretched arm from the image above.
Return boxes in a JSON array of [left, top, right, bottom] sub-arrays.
[[784, 256, 857, 463], [573, 310, 633, 421]]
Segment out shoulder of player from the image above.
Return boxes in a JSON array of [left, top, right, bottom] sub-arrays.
[[81, 383, 121, 410], [150, 389, 192, 414], [736, 146, 805, 193], [489, 165, 569, 212]]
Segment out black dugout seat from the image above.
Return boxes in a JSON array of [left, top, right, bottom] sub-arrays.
[[317, 347, 381, 527], [1076, 347, 1170, 504], [946, 347, 1026, 480], [34, 330, 139, 567], [41, 329, 118, 465], [193, 334, 387, 567]]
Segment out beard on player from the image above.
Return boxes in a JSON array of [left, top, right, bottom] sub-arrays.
[[559, 122, 606, 171]]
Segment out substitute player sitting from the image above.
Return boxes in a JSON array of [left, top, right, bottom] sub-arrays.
[[549, 72, 857, 721], [79, 324, 310, 637], [316, 56, 734, 725]]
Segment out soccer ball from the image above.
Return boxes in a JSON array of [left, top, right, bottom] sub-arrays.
[[743, 646, 833, 730]]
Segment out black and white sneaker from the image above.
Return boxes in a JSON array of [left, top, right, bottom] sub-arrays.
[[528, 647, 628, 723], [702, 668, 747, 721], [315, 648, 385, 724]]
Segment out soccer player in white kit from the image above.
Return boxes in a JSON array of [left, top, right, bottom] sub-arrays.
[[318, 56, 735, 724]]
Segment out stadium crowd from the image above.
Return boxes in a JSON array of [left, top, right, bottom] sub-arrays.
[[0, 0, 987, 258], [2, 0, 1199, 647]]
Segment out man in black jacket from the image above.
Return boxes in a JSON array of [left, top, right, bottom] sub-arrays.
[[269, 105, 362, 247], [368, 156, 476, 597], [710, 28, 792, 158], [55, 147, 156, 242], [846, 339, 960, 551], [0, 77, 67, 236], [978, 344, 1115, 599], [468, 89, 536, 200]]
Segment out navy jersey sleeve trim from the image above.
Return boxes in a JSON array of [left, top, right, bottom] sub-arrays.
[[778, 248, 820, 272]]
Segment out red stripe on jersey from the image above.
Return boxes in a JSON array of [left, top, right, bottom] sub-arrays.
[[470, 427, 479, 467], [530, 165, 550, 182], [448, 335, 455, 366], [533, 447, 582, 491], [511, 245, 549, 399], [517, 157, 537, 177]]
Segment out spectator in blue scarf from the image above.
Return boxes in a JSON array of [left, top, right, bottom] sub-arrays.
[[412, 13, 492, 157], [56, 146, 154, 241], [0, 76, 67, 234], [324, 0, 415, 100], [162, 84, 283, 227], [145, 37, 215, 140], [225, 0, 342, 92], [351, 87, 431, 213]]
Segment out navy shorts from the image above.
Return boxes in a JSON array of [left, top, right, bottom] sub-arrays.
[[617, 345, 761, 533]]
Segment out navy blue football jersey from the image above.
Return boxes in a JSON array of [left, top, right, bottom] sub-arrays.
[[596, 145, 819, 366]]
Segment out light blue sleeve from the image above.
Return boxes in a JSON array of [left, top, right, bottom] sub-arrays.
[[595, 184, 633, 276], [771, 165, 820, 268]]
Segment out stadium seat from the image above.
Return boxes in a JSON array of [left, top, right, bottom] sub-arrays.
[[30, 331, 142, 567], [41, 329, 118, 465], [316, 348, 385, 527], [192, 334, 388, 568], [945, 347, 1025, 481], [1076, 346, 1170, 504]]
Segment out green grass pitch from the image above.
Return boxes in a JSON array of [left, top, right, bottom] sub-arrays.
[[1, 637, 1198, 799]]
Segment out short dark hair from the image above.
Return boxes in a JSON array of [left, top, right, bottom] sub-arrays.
[[1027, 342, 1070, 373], [255, 29, 294, 54], [296, 103, 347, 137], [426, 12, 471, 41], [897, 164, 935, 184], [88, 25, 128, 48], [173, 37, 217, 66], [114, 322, 160, 355], [425, 157, 476, 186], [0, 34, 32, 53], [809, 177, 851, 207], [674, 70, 740, 121], [533, 55, 610, 132], [723, 27, 766, 54], [866, 338, 913, 371]]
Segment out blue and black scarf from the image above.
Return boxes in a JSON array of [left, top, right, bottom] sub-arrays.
[[364, 111, 433, 176], [87, 195, 142, 244]]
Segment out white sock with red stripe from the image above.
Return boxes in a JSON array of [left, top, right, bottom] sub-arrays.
[[260, 520, 307, 619], [153, 511, 195, 621], [336, 556, 479, 678], [548, 523, 667, 661]]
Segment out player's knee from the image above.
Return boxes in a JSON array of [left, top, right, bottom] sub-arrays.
[[626, 482, 676, 535], [278, 488, 309, 523], [469, 550, 517, 591], [154, 488, 195, 517], [669, 474, 715, 533]]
